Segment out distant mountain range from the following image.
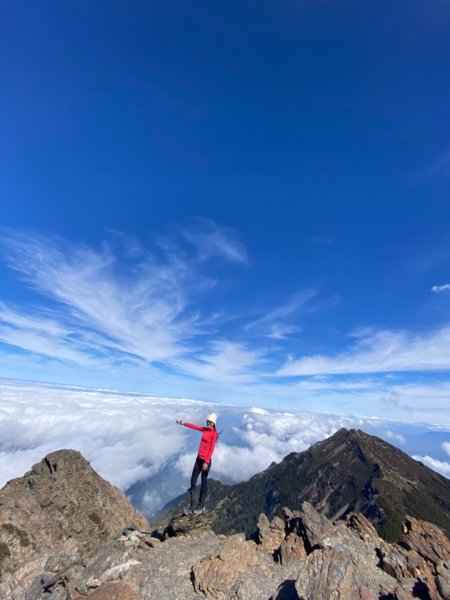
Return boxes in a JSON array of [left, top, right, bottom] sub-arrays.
[[154, 428, 450, 542]]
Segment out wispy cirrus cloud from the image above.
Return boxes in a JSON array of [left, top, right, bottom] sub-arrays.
[[174, 340, 267, 385], [181, 218, 248, 264], [425, 149, 450, 179], [0, 227, 252, 381], [0, 302, 117, 367], [245, 290, 316, 339], [310, 236, 335, 246], [2, 226, 450, 426], [432, 284, 450, 293], [1, 232, 197, 365], [277, 327, 450, 376], [412, 149, 450, 187]]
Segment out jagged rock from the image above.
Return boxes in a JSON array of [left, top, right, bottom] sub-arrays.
[[0, 449, 148, 599], [72, 527, 148, 594], [279, 530, 307, 565], [436, 560, 450, 600], [192, 532, 304, 600], [77, 582, 141, 599], [23, 555, 85, 600], [357, 586, 378, 600], [403, 515, 450, 564], [257, 514, 285, 555], [378, 541, 423, 580], [293, 505, 401, 599], [22, 502, 450, 600], [165, 510, 214, 538], [276, 508, 307, 565], [295, 547, 360, 599], [297, 501, 335, 551], [346, 512, 380, 543], [192, 535, 260, 599]]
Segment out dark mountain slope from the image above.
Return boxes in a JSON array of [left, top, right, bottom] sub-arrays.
[[157, 428, 450, 543]]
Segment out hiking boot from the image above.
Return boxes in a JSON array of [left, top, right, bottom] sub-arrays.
[[182, 506, 194, 516], [193, 506, 205, 515]]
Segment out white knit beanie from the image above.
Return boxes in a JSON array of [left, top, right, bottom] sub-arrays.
[[206, 413, 218, 425]]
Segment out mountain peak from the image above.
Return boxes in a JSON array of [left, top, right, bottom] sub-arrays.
[[26, 448, 91, 481], [0, 448, 148, 597], [161, 427, 450, 544]]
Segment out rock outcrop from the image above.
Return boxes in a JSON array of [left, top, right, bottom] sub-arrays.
[[0, 449, 148, 599], [21, 501, 450, 600], [2, 448, 450, 600]]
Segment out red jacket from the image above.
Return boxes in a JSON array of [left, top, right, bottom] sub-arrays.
[[183, 422, 218, 464]]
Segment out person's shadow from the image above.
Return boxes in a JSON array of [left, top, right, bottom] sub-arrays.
[[271, 579, 299, 600]]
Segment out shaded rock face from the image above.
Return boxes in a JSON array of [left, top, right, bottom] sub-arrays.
[[0, 449, 148, 599], [19, 501, 450, 600]]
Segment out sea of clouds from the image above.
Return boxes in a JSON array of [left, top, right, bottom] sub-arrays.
[[1, 379, 449, 514]]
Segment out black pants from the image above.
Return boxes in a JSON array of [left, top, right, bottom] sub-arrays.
[[189, 457, 211, 508]]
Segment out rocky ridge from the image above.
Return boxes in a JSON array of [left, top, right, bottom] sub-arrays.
[[22, 500, 450, 600], [0, 449, 148, 599], [2, 445, 450, 600]]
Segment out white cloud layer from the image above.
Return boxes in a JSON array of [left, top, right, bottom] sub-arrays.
[[412, 455, 450, 478], [1, 380, 448, 515]]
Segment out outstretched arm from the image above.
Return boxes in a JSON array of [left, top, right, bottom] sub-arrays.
[[175, 419, 203, 431]]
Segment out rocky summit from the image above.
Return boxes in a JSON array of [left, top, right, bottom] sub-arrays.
[[1, 440, 450, 600], [0, 449, 148, 599], [8, 498, 450, 600]]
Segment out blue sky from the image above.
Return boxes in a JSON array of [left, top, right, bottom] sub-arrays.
[[1, 1, 450, 424]]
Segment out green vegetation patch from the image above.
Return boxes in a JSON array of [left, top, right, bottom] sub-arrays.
[[88, 512, 109, 540], [88, 512, 103, 526], [403, 488, 450, 539], [1, 523, 30, 547], [0, 541, 11, 563], [376, 498, 404, 544], [98, 529, 109, 541]]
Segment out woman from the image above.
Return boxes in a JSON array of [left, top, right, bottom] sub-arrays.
[[175, 413, 218, 514]]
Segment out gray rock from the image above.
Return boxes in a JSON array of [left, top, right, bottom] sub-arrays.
[[297, 501, 334, 551], [437, 560, 450, 600], [403, 515, 450, 564]]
